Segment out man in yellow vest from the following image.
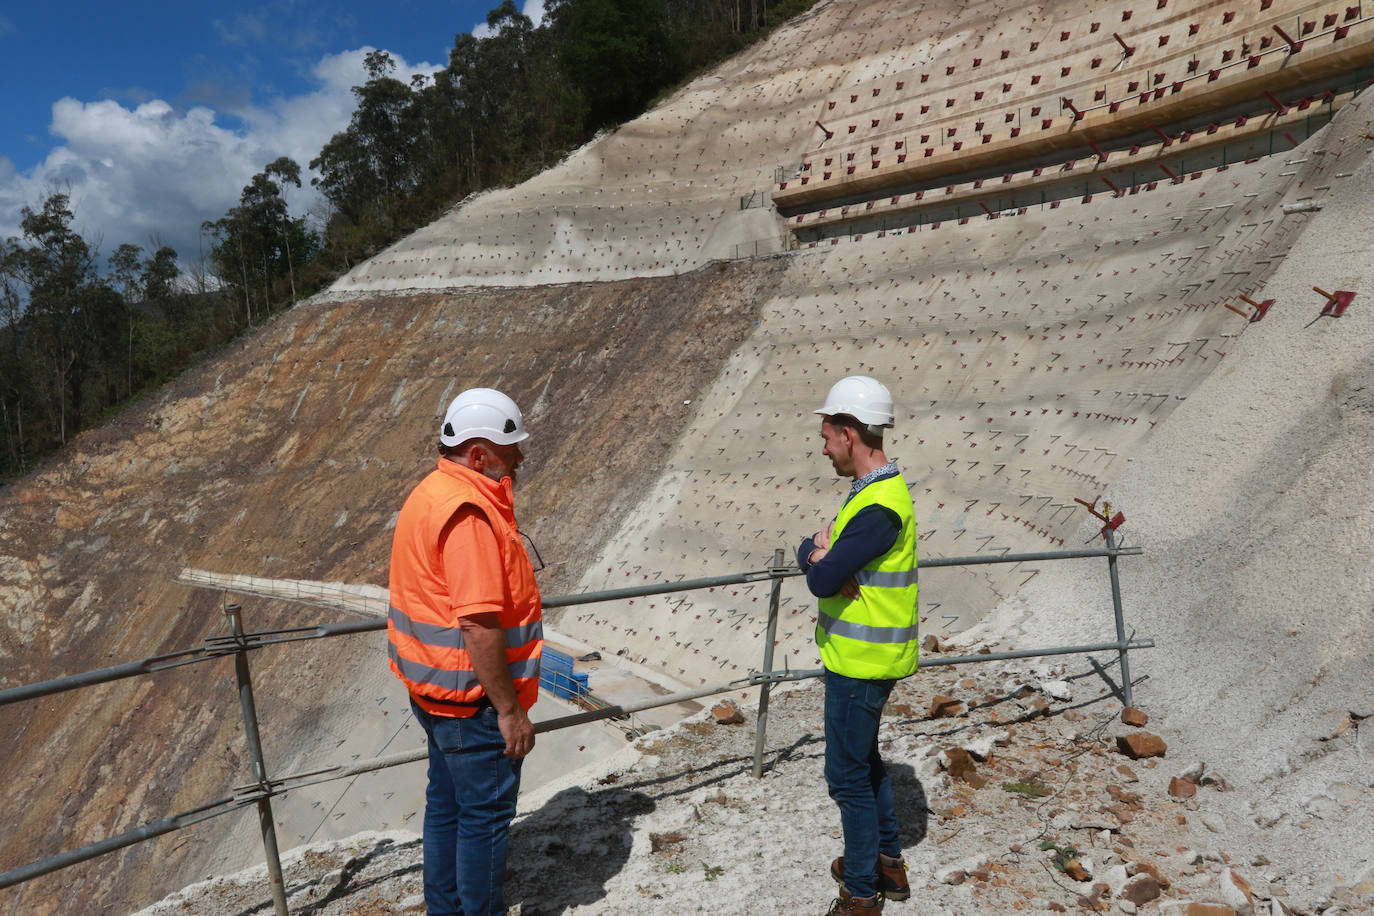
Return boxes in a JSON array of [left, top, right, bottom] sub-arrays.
[[798, 376, 919, 916], [388, 387, 543, 916]]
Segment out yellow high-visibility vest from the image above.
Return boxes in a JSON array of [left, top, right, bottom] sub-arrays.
[[816, 472, 919, 679]]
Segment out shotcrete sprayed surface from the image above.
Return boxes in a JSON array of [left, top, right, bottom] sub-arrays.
[[3, 0, 1374, 909]]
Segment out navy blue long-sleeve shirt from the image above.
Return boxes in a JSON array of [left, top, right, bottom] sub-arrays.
[[797, 503, 901, 598]]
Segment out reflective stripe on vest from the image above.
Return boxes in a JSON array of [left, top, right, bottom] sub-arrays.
[[816, 610, 920, 644], [816, 471, 919, 680], [388, 641, 542, 692], [853, 568, 918, 588], [388, 604, 544, 652]]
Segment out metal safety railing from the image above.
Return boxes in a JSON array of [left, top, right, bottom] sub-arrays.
[[0, 537, 1149, 914]]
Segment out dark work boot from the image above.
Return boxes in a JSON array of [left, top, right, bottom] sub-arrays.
[[825, 887, 883, 915], [831, 855, 911, 902]]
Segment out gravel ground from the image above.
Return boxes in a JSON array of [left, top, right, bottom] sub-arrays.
[[136, 647, 1369, 915]]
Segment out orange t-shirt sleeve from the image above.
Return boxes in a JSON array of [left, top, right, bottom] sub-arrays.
[[438, 504, 506, 620]]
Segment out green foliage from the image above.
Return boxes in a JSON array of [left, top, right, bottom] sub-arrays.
[[1038, 840, 1079, 873], [665, 860, 687, 874], [306, 0, 821, 277], [0, 0, 822, 477], [702, 863, 724, 881], [1001, 777, 1050, 798]]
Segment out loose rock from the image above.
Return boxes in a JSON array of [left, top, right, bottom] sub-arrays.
[[1122, 875, 1162, 906], [1116, 732, 1167, 759], [1218, 868, 1255, 915], [929, 695, 963, 718], [710, 699, 745, 725]]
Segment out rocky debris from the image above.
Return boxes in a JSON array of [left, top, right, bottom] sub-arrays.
[[1169, 776, 1198, 799], [954, 726, 1009, 761], [1122, 874, 1163, 906], [131, 666, 1358, 916], [934, 854, 990, 885], [1040, 679, 1074, 701], [920, 634, 941, 653], [939, 747, 987, 787], [1122, 707, 1150, 727], [1117, 732, 1168, 759], [1218, 868, 1256, 915], [710, 699, 744, 725], [928, 694, 963, 718], [1064, 857, 1092, 881]]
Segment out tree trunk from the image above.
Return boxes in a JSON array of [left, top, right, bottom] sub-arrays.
[[281, 214, 297, 303]]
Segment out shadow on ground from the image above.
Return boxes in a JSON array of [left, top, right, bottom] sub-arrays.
[[509, 785, 657, 915]]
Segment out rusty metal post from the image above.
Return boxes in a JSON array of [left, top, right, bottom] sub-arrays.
[[1102, 530, 1134, 707], [752, 549, 786, 778], [226, 604, 290, 916]]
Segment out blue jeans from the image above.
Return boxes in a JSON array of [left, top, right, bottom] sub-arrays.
[[824, 670, 901, 899], [410, 699, 523, 916]]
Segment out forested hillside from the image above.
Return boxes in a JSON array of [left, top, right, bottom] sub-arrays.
[[0, 0, 814, 478]]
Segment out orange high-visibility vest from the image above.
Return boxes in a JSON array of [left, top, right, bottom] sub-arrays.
[[388, 459, 543, 717]]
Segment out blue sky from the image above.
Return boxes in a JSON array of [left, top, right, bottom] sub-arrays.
[[0, 0, 543, 270]]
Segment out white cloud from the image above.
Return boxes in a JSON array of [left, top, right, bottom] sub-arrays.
[[0, 47, 437, 271], [471, 0, 547, 39]]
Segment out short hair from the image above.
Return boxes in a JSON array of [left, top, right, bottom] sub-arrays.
[[829, 414, 884, 450], [438, 439, 487, 459]]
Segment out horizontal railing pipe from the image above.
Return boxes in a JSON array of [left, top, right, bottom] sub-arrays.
[[917, 638, 1154, 667], [918, 546, 1142, 567], [0, 646, 225, 707], [0, 546, 1143, 709], [0, 540, 1148, 901], [250, 672, 788, 797], [0, 796, 249, 890]]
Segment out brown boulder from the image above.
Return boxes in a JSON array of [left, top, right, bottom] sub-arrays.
[[1106, 784, 1144, 809], [1121, 875, 1162, 905], [711, 699, 745, 725], [941, 748, 986, 787], [921, 634, 941, 653], [1121, 706, 1150, 727], [1183, 906, 1238, 916], [1131, 860, 1169, 889], [1116, 731, 1167, 759], [929, 695, 964, 718], [1169, 776, 1198, 799], [1063, 858, 1091, 881]]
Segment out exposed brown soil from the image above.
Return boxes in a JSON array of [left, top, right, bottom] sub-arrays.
[[0, 259, 785, 916]]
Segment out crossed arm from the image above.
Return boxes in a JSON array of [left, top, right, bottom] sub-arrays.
[[797, 504, 901, 599]]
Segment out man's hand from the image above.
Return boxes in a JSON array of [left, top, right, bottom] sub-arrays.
[[813, 521, 834, 550], [460, 612, 535, 758], [838, 577, 861, 600], [497, 706, 536, 759]]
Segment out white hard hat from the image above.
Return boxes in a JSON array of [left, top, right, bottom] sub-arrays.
[[814, 376, 895, 427], [440, 388, 529, 447]]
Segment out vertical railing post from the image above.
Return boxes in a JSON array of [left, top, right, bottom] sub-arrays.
[[752, 548, 786, 778], [225, 604, 290, 916], [1102, 530, 1134, 707]]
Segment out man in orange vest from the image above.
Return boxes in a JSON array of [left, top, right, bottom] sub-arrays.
[[388, 387, 544, 916]]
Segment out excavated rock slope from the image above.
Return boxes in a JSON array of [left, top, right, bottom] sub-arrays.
[[3, 0, 1373, 910], [0, 263, 782, 916]]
